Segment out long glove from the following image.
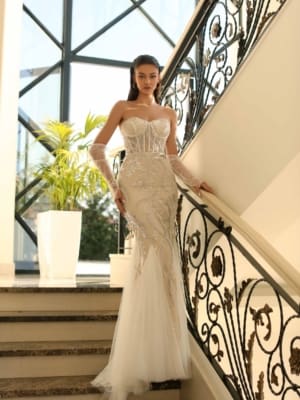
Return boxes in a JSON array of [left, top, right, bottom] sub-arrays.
[[89, 143, 118, 194], [167, 154, 201, 188]]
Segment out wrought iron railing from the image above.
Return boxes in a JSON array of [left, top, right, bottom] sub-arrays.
[[160, 0, 287, 152], [176, 186, 300, 399]]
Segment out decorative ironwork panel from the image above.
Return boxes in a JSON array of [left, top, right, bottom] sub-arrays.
[[161, 0, 287, 152], [176, 187, 300, 399]]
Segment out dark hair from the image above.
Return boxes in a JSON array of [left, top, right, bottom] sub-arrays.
[[127, 54, 162, 103]]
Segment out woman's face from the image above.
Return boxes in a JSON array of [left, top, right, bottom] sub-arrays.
[[134, 64, 160, 96]]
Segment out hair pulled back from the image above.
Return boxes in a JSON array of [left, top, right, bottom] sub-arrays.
[[127, 54, 161, 103]]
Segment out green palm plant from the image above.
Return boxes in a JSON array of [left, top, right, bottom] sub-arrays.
[[35, 113, 107, 211]]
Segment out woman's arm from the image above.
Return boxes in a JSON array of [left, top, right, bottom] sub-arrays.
[[93, 100, 126, 144], [165, 109, 213, 195], [89, 100, 127, 214], [165, 108, 179, 155]]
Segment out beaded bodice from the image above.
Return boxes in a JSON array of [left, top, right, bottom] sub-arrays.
[[120, 116, 170, 154]]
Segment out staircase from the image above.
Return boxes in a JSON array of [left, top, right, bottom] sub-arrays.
[[175, 0, 300, 271], [0, 282, 181, 399]]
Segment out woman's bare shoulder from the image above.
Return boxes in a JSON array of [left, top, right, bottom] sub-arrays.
[[112, 100, 128, 111], [162, 105, 177, 120], [107, 100, 129, 121], [113, 99, 138, 114]]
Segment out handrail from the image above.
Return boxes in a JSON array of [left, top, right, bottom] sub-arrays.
[[200, 190, 300, 298]]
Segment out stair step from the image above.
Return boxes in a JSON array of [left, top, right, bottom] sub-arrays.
[[0, 311, 118, 342], [0, 286, 122, 312], [0, 340, 111, 378], [0, 279, 181, 398], [0, 340, 111, 357], [0, 310, 118, 322], [0, 376, 180, 399]]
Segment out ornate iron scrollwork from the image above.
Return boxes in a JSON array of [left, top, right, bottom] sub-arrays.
[[290, 343, 300, 376], [161, 0, 287, 153], [176, 187, 300, 399]]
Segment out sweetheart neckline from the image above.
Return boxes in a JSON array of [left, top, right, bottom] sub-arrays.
[[121, 116, 170, 124]]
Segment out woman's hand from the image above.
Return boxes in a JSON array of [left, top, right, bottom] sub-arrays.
[[114, 188, 126, 215], [200, 182, 214, 194], [192, 181, 214, 196]]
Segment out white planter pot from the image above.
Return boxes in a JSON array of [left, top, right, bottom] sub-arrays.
[[109, 253, 132, 287], [37, 210, 82, 287]]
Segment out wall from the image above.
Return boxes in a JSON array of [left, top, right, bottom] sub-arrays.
[[243, 152, 300, 269], [0, 0, 23, 283]]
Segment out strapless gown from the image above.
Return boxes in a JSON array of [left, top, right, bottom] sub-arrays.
[[91, 117, 191, 399]]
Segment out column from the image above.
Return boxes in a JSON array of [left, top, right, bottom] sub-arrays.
[[0, 0, 23, 284]]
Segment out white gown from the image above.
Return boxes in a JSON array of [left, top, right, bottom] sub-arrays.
[[91, 116, 191, 399]]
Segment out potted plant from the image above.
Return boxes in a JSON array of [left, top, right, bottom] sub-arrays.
[[35, 113, 107, 286]]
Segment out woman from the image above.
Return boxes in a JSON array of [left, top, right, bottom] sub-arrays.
[[89, 54, 213, 400]]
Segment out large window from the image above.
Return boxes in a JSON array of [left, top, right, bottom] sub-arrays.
[[15, 0, 196, 271]]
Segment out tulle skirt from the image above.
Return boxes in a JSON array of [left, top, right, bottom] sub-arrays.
[[91, 153, 191, 399]]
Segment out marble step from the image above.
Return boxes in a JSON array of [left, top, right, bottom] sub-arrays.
[[0, 286, 122, 312], [0, 375, 180, 400], [0, 340, 111, 378], [0, 311, 117, 342]]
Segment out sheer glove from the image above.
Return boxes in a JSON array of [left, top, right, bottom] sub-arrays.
[[167, 154, 201, 188], [89, 143, 118, 194]]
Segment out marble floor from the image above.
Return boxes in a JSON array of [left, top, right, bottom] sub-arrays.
[[11, 274, 110, 288], [4, 260, 111, 289]]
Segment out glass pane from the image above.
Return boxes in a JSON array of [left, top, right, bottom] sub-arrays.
[[70, 63, 129, 151], [78, 7, 173, 64], [14, 182, 51, 272], [142, 0, 195, 42], [19, 70, 61, 124], [20, 12, 61, 90], [23, 0, 63, 40], [72, 0, 129, 49], [14, 122, 56, 271], [16, 123, 54, 198], [14, 220, 38, 271]]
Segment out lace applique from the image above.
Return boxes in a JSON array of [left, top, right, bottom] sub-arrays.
[[118, 117, 181, 305]]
